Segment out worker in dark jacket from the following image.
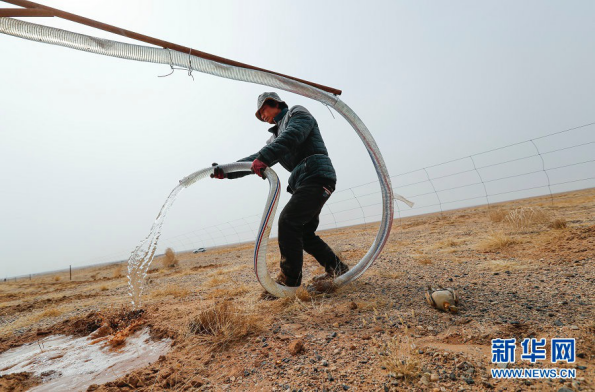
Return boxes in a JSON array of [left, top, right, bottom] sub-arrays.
[[211, 92, 349, 290]]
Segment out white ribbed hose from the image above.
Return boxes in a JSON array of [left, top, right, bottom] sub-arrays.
[[180, 162, 296, 297], [0, 17, 396, 295]]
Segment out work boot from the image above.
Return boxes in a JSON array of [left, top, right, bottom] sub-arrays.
[[307, 262, 348, 295], [313, 261, 350, 282], [260, 271, 297, 301]]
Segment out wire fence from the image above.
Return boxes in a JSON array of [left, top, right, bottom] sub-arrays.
[[5, 122, 594, 281], [162, 122, 595, 248]]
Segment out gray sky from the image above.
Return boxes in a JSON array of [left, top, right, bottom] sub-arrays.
[[1, 0, 594, 278]]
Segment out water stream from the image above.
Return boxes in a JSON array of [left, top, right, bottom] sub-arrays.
[[127, 184, 185, 309], [126, 164, 252, 308]]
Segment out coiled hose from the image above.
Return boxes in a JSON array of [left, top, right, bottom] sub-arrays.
[[0, 17, 397, 295]]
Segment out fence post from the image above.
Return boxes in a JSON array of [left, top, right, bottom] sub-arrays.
[[469, 155, 490, 209], [70, 265, 72, 281], [423, 167, 443, 217], [529, 139, 554, 205]]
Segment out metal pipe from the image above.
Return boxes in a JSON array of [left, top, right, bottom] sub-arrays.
[[0, 0, 342, 95], [0, 8, 52, 17]]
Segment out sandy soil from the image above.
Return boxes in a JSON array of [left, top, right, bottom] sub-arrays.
[[0, 188, 594, 392]]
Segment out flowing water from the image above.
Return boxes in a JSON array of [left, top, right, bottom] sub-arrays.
[[127, 184, 185, 309], [126, 164, 245, 308]]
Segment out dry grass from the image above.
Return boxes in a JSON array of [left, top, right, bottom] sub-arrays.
[[488, 209, 508, 223], [25, 308, 65, 324], [163, 248, 179, 269], [442, 238, 459, 247], [265, 294, 337, 329], [188, 301, 261, 350], [217, 265, 249, 275], [53, 276, 61, 282], [549, 218, 567, 229], [151, 284, 190, 298], [113, 264, 124, 278], [504, 207, 551, 231], [291, 298, 340, 327], [411, 250, 433, 265], [204, 275, 227, 288], [376, 325, 421, 382], [432, 237, 460, 250], [1, 312, 50, 335], [307, 279, 338, 295], [269, 295, 317, 316], [353, 295, 390, 311], [100, 285, 109, 291], [147, 267, 160, 274], [0, 297, 131, 339], [206, 285, 250, 299], [295, 286, 313, 302], [478, 231, 517, 251]]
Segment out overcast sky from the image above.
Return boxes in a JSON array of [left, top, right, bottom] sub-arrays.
[[1, 0, 594, 278]]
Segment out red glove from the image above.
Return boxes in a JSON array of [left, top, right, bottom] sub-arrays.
[[210, 163, 225, 179], [251, 159, 268, 178]]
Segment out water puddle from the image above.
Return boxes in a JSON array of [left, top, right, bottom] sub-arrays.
[[0, 328, 170, 391]]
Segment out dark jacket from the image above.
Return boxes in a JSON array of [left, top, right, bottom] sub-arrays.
[[237, 105, 337, 193]]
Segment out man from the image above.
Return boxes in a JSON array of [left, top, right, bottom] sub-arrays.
[[211, 92, 349, 292]]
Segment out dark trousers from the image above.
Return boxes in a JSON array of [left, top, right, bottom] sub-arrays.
[[278, 181, 341, 286]]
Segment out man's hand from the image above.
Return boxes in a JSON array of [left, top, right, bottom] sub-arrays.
[[251, 159, 268, 179], [210, 163, 226, 179]]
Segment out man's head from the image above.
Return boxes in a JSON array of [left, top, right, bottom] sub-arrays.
[[255, 92, 287, 124], [258, 100, 282, 124]]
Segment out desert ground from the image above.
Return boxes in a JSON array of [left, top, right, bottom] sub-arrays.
[[0, 188, 593, 392]]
